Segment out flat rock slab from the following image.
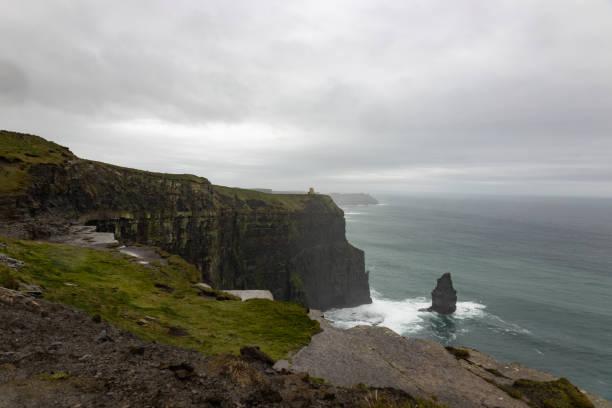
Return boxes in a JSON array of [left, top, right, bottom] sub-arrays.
[[291, 310, 528, 408], [290, 311, 610, 408], [224, 290, 274, 301], [119, 246, 168, 265]]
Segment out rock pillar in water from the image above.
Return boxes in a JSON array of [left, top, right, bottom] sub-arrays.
[[427, 273, 457, 314]]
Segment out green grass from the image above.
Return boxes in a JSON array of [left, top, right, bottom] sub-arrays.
[[0, 130, 73, 164], [445, 346, 470, 360], [0, 264, 20, 290], [49, 373, 69, 380], [513, 378, 594, 408], [196, 285, 241, 301], [309, 376, 327, 385], [0, 130, 74, 195], [484, 367, 508, 378], [1, 130, 339, 220], [499, 385, 522, 399], [1, 235, 320, 360], [85, 159, 209, 184], [213, 184, 312, 212], [1, 130, 210, 196]]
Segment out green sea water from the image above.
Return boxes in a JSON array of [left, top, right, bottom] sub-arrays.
[[325, 194, 612, 399]]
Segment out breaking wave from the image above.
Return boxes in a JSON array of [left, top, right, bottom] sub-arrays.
[[324, 290, 529, 339]]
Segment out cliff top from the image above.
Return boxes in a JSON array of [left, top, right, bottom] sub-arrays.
[[0, 130, 211, 195], [213, 184, 340, 213], [1, 130, 333, 215], [0, 129, 75, 165], [0, 130, 74, 195]]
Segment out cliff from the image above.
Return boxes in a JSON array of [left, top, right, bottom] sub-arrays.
[[0, 130, 371, 310]]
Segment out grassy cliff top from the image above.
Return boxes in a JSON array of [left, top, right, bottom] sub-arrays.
[[0, 130, 211, 195], [84, 159, 210, 184], [0, 235, 320, 359], [0, 129, 75, 164], [213, 184, 340, 213], [0, 130, 75, 195]]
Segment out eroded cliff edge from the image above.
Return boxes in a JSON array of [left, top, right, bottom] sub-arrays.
[[0, 130, 371, 309]]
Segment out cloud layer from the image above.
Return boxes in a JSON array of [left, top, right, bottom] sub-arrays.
[[1, 0, 612, 196]]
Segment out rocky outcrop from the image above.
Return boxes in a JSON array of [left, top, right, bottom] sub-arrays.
[[426, 272, 457, 314], [0, 130, 371, 309], [0, 290, 436, 408], [287, 310, 608, 408]]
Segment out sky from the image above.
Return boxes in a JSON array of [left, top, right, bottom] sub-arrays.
[[1, 0, 612, 196]]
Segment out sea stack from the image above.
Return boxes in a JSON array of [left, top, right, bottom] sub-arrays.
[[427, 273, 457, 314]]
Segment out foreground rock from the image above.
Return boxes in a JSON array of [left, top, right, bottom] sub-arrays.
[[288, 310, 609, 408], [224, 289, 274, 301], [0, 287, 434, 408], [424, 272, 457, 314]]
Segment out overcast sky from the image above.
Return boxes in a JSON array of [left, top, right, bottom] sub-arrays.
[[1, 1, 612, 196]]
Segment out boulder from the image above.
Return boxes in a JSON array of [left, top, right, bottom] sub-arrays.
[[426, 273, 457, 315], [224, 290, 274, 301]]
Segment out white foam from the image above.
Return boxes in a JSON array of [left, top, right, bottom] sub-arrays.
[[453, 301, 487, 320], [325, 292, 530, 338], [325, 294, 431, 334]]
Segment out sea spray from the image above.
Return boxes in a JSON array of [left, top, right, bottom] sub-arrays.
[[325, 290, 529, 344]]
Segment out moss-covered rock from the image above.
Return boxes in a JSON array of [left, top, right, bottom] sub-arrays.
[[513, 378, 594, 408], [445, 346, 470, 360]]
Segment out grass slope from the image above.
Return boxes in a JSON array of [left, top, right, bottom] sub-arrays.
[[0, 235, 319, 360], [0, 130, 74, 195], [513, 378, 594, 408]]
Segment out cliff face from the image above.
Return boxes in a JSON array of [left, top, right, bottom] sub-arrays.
[[0, 130, 371, 310]]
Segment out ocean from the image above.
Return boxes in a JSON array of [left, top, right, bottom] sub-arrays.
[[325, 194, 612, 399]]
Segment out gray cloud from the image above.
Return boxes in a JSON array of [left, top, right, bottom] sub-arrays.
[[1, 0, 611, 196]]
